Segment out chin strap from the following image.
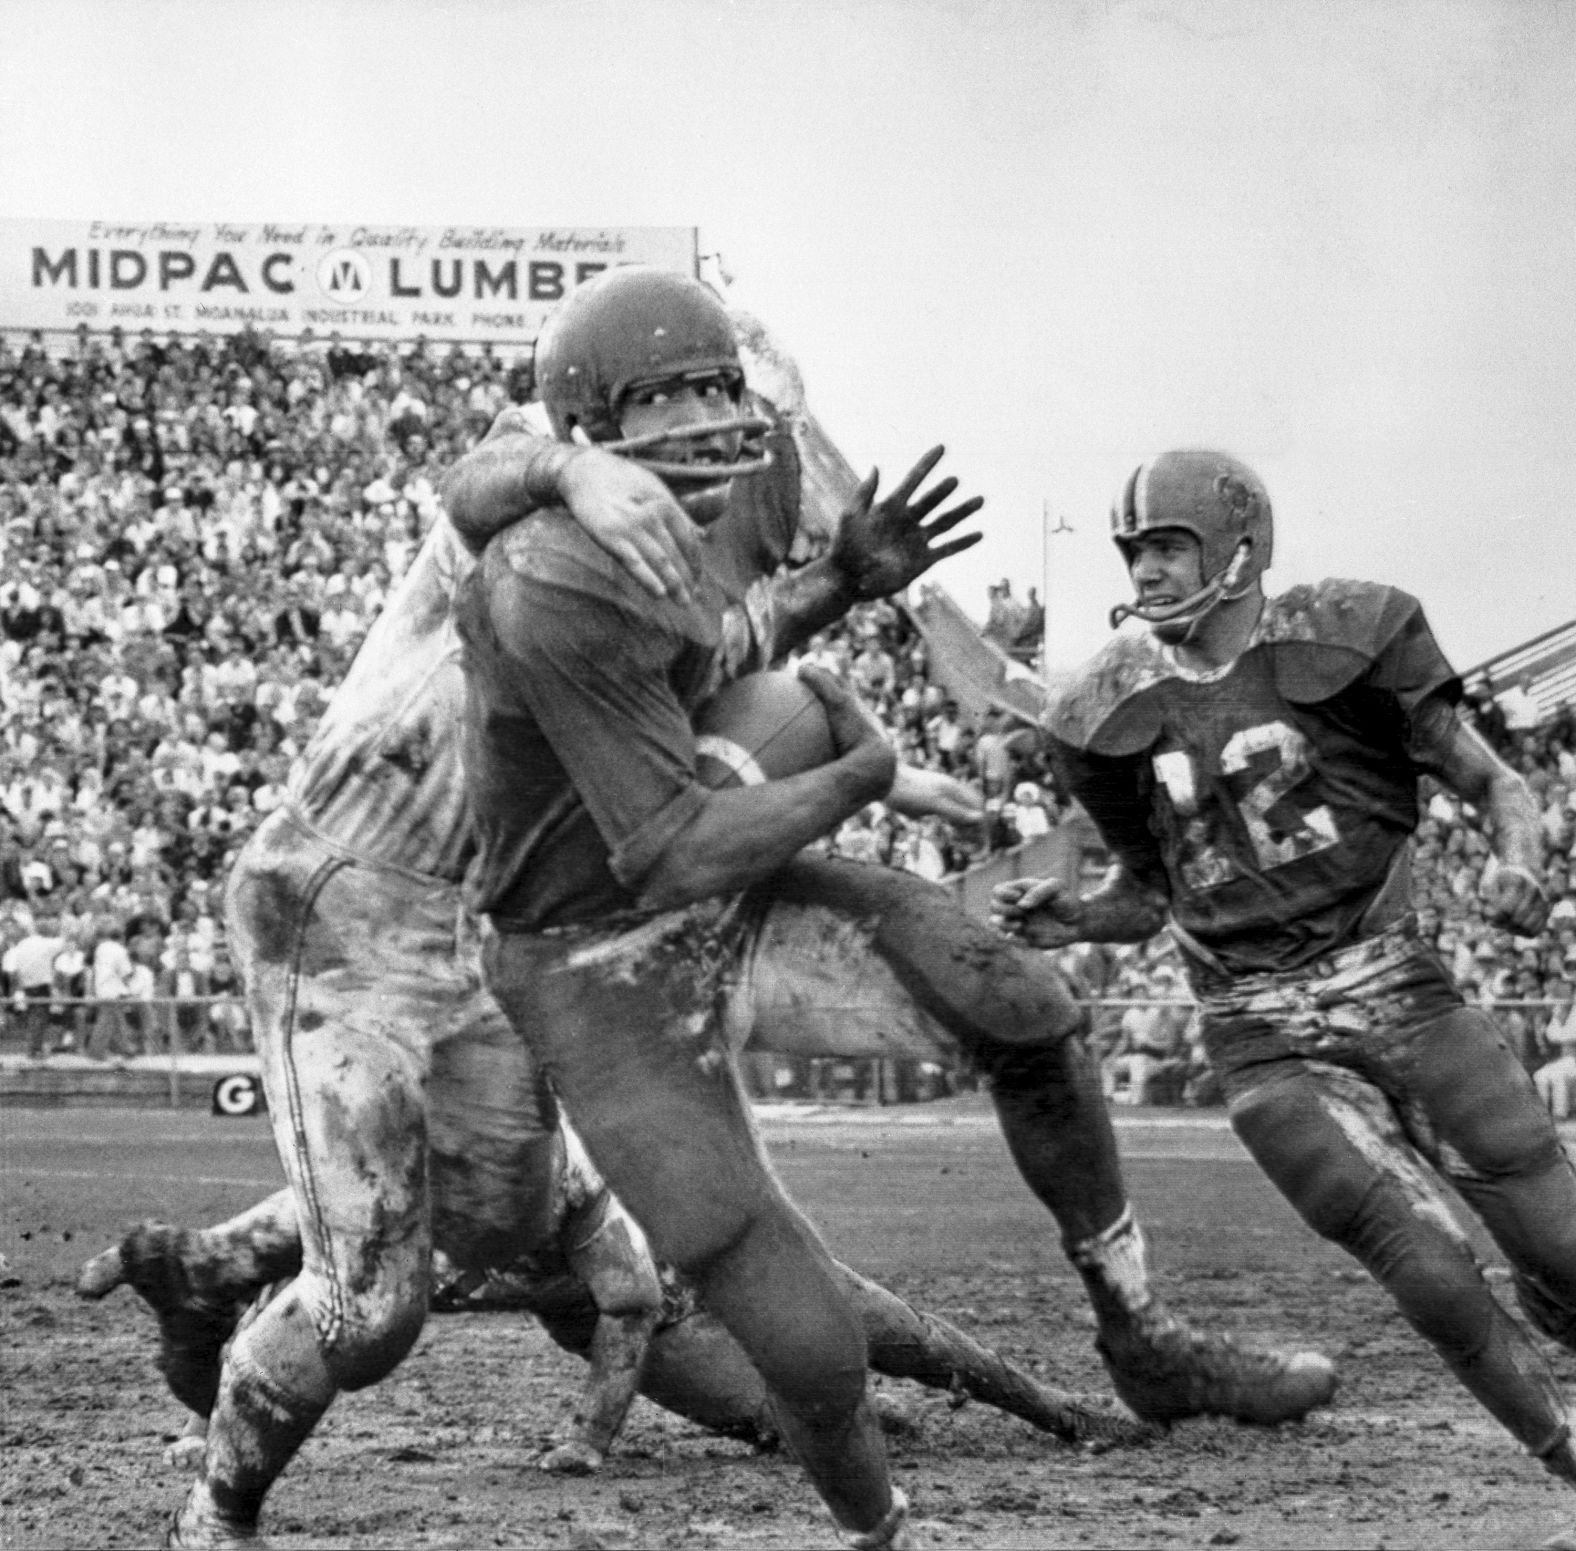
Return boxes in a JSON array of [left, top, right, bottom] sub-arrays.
[[1109, 542, 1252, 632]]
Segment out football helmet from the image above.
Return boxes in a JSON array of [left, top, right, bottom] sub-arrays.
[[1108, 449, 1273, 632], [534, 266, 771, 488]]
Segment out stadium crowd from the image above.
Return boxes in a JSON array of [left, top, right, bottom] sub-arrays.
[[1, 323, 1572, 1111]]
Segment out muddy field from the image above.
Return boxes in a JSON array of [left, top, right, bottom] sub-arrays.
[[4, 1101, 1576, 1550]]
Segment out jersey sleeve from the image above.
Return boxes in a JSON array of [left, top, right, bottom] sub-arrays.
[[1044, 735, 1171, 895], [1365, 591, 1462, 722]]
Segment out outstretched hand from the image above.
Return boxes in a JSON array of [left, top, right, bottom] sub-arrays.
[[830, 446, 983, 601]]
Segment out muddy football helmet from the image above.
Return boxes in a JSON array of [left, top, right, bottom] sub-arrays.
[[533, 266, 770, 487], [1108, 449, 1273, 631]]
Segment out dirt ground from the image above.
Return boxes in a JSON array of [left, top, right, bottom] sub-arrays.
[[5, 1102, 1576, 1550]]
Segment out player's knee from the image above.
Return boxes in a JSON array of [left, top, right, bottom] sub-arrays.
[[636, 1180, 761, 1280], [696, 1212, 868, 1418], [975, 1021, 1090, 1097], [1416, 1009, 1565, 1176], [1378, 1238, 1502, 1358], [311, 1257, 431, 1391], [326, 1295, 428, 1391], [574, 1199, 664, 1320], [773, 1339, 869, 1425]]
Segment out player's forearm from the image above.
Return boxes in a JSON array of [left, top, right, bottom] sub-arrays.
[[1419, 711, 1543, 876], [636, 745, 896, 909], [762, 556, 859, 656], [441, 428, 581, 554], [1483, 770, 1544, 876], [1075, 867, 1171, 943]]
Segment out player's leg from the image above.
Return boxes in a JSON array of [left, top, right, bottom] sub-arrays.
[[538, 1133, 666, 1472], [80, 928, 559, 1433], [747, 856, 1335, 1426], [1227, 1056, 1575, 1474], [836, 1263, 1159, 1448], [1398, 1004, 1576, 1430], [530, 1279, 783, 1447], [486, 913, 907, 1549], [75, 1194, 302, 1417], [172, 834, 445, 1548], [425, 951, 564, 1275]]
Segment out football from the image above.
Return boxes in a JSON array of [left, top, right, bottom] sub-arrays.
[[694, 670, 837, 788]]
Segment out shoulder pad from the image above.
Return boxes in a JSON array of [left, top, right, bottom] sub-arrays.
[[1259, 579, 1438, 704], [1044, 632, 1172, 756]]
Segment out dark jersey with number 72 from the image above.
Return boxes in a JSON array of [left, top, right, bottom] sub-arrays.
[[1044, 579, 1460, 976]]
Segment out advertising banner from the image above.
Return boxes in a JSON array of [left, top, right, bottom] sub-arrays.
[[0, 220, 697, 346]]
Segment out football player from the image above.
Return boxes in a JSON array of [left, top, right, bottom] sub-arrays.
[[994, 448, 1576, 1496]]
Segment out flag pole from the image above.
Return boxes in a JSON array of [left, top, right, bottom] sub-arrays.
[[1041, 499, 1050, 675]]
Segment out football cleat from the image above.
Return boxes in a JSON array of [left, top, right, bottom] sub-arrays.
[[840, 1487, 914, 1551], [1098, 1308, 1337, 1426], [537, 1438, 604, 1476], [78, 1222, 244, 1418], [165, 1494, 268, 1548], [1534, 1412, 1576, 1488]]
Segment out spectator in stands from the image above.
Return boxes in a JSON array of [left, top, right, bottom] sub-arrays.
[[1007, 586, 1044, 665], [974, 709, 1016, 799], [4, 909, 66, 1058], [1500, 673, 1542, 733], [87, 922, 136, 1060], [1104, 968, 1190, 1106], [1009, 781, 1052, 843], [10, 321, 1565, 1101], [1535, 984, 1576, 1119]]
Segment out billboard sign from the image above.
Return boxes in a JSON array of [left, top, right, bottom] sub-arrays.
[[1, 220, 697, 346]]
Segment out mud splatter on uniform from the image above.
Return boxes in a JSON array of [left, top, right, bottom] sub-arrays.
[[1047, 578, 1576, 1460], [224, 423, 811, 1381]]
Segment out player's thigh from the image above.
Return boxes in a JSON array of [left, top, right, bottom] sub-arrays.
[[1400, 1004, 1567, 1180], [485, 921, 781, 1270], [1224, 1058, 1468, 1256], [742, 856, 1079, 1061]]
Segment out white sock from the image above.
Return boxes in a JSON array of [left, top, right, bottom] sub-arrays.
[[1067, 1207, 1154, 1317]]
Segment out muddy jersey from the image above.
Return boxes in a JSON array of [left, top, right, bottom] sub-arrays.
[[287, 518, 476, 881], [282, 418, 801, 887], [457, 513, 778, 931], [1045, 580, 1460, 975]]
